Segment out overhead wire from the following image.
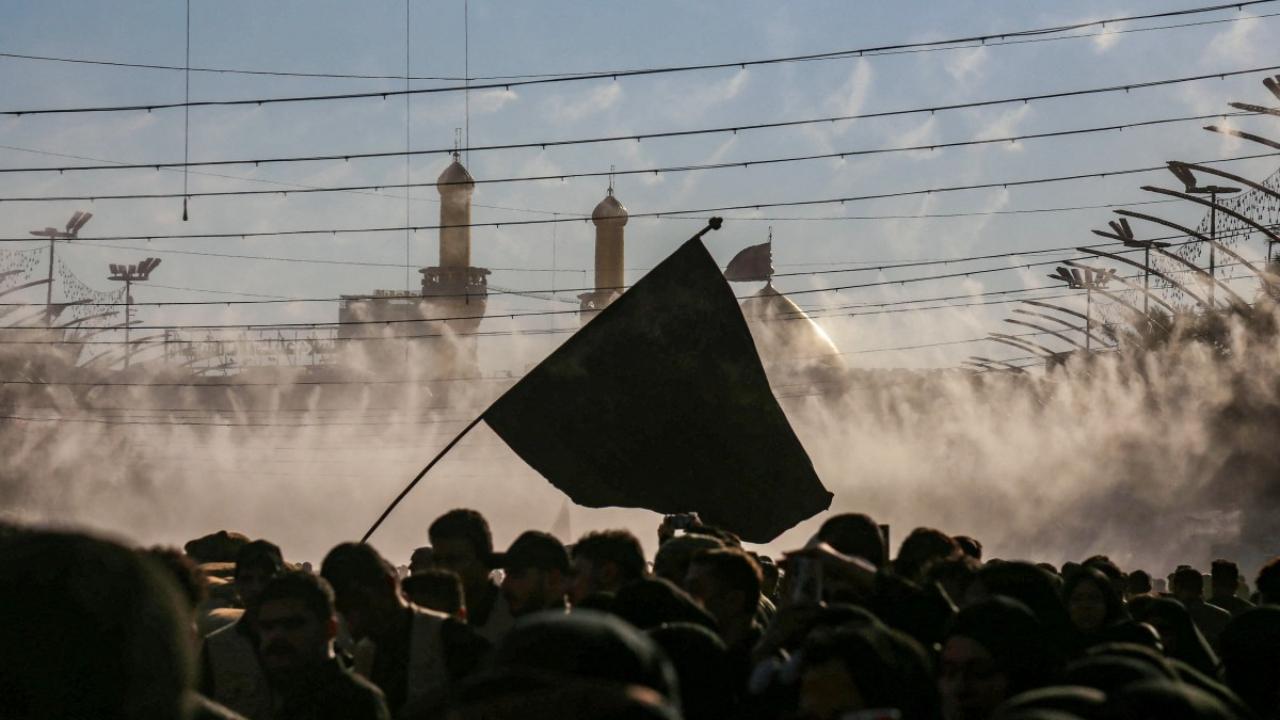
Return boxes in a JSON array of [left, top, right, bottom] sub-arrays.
[[0, 111, 1255, 202], [3, 64, 1276, 172], [0, 2, 1272, 83], [2, 150, 1275, 244]]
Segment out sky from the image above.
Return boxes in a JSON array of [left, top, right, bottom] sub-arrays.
[[3, 0, 1280, 372]]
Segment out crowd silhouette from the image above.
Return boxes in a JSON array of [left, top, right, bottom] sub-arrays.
[[2, 510, 1278, 720]]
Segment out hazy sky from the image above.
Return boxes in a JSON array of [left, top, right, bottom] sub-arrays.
[[3, 0, 1279, 370]]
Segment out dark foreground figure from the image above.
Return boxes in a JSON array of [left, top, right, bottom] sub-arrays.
[[2, 511, 1278, 720]]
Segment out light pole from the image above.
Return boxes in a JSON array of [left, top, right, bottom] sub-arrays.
[[28, 211, 92, 326], [1047, 265, 1114, 353], [1167, 163, 1240, 306], [1091, 217, 1171, 316], [107, 258, 161, 369]]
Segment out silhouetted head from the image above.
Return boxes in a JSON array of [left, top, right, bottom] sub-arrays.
[[816, 513, 886, 568], [1132, 596, 1218, 677], [1254, 555, 1280, 605], [1171, 566, 1205, 605], [234, 539, 285, 609], [499, 531, 570, 618], [954, 535, 983, 561], [683, 548, 761, 636], [653, 534, 724, 585], [1062, 566, 1126, 639], [799, 623, 938, 720], [570, 530, 646, 603], [939, 597, 1054, 720], [1126, 569, 1152, 598], [648, 623, 731, 720], [1102, 679, 1237, 720], [492, 610, 679, 704], [895, 527, 960, 583], [0, 530, 193, 720], [319, 542, 402, 640], [428, 509, 495, 592], [403, 569, 466, 619], [1209, 559, 1239, 598], [255, 570, 338, 678]]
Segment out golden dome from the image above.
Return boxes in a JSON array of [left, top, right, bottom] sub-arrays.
[[592, 193, 629, 225], [740, 284, 846, 381], [437, 158, 475, 193]]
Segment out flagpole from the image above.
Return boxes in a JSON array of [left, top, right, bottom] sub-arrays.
[[360, 413, 487, 543]]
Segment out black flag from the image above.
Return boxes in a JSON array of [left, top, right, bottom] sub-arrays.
[[482, 236, 832, 543]]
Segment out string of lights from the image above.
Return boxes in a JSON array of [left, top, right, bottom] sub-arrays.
[[1, 3, 1271, 83], [3, 151, 1275, 245], [5, 4, 1275, 117], [0, 110, 1254, 184]]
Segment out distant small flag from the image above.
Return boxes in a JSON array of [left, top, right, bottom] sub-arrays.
[[550, 500, 572, 543], [723, 241, 773, 283]]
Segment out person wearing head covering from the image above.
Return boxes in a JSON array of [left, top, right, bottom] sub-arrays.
[[1062, 566, 1129, 649], [1132, 597, 1219, 679], [967, 562, 1075, 662], [939, 597, 1056, 720], [798, 622, 939, 720]]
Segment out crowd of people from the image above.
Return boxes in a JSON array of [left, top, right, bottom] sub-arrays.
[[2, 509, 1279, 720]]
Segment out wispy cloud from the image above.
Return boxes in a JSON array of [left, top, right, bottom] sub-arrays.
[[542, 83, 623, 124]]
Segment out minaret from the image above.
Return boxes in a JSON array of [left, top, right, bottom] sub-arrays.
[[420, 151, 490, 377], [578, 183, 628, 321], [437, 151, 474, 268]]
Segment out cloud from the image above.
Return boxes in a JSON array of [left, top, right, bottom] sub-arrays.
[[1092, 25, 1122, 54], [945, 47, 988, 84], [543, 83, 623, 124], [827, 59, 874, 120]]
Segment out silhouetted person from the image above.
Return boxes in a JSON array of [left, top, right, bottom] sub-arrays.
[[1171, 566, 1230, 648], [798, 623, 939, 720], [966, 561, 1075, 661], [320, 542, 488, 717], [1218, 606, 1280, 720], [203, 540, 286, 720], [653, 533, 724, 586], [254, 571, 389, 720], [498, 530, 569, 617], [1063, 566, 1128, 648], [428, 509, 513, 643], [402, 569, 465, 620], [938, 597, 1054, 720], [569, 529, 647, 603], [1253, 555, 1280, 605], [450, 610, 682, 720], [895, 527, 961, 584], [953, 535, 982, 561], [683, 548, 763, 680], [927, 554, 981, 607], [816, 512, 887, 568], [1209, 559, 1254, 617], [1132, 596, 1219, 678], [1126, 569, 1153, 600], [407, 547, 434, 576], [147, 547, 247, 720], [0, 530, 194, 720], [648, 622, 733, 720]]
